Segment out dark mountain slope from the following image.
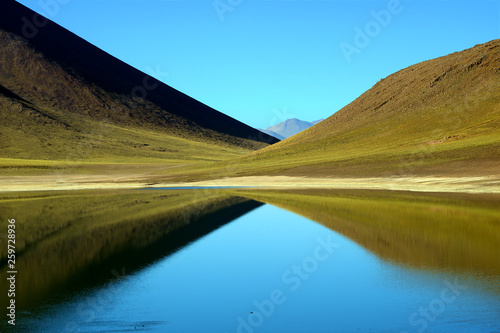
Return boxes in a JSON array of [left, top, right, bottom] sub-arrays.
[[0, 1, 277, 165]]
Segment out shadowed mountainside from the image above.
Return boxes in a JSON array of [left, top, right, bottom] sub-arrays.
[[0, 1, 278, 166]]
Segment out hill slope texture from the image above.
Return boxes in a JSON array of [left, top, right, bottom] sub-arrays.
[[209, 40, 500, 178], [0, 1, 278, 166]]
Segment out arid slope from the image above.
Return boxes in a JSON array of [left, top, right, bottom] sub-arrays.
[[229, 39, 500, 177], [0, 1, 277, 169]]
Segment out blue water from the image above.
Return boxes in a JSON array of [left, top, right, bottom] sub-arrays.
[[23, 205, 500, 333]]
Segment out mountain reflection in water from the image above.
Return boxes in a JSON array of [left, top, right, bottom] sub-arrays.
[[0, 189, 263, 312], [0, 188, 499, 332]]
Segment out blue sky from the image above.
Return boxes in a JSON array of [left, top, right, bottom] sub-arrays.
[[16, 0, 499, 129]]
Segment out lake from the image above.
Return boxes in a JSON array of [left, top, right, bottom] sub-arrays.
[[0, 188, 499, 332]]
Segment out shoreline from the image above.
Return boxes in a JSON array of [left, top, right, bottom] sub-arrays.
[[1, 175, 500, 194]]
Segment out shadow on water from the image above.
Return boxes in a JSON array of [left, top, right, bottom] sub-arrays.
[[0, 189, 262, 315], [1, 187, 499, 331]]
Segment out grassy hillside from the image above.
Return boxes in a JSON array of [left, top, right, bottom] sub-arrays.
[[234, 189, 500, 280], [0, 1, 277, 175], [162, 40, 500, 181], [246, 39, 500, 176]]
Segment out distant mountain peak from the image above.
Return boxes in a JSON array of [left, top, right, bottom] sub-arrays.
[[249, 39, 500, 177], [261, 118, 324, 139]]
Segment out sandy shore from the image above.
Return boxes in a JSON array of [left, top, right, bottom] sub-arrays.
[[1, 174, 500, 194], [150, 176, 500, 194]]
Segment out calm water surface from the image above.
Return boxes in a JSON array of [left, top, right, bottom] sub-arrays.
[[19, 203, 500, 333]]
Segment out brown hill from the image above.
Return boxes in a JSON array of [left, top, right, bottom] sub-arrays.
[[0, 1, 278, 165], [231, 39, 500, 177]]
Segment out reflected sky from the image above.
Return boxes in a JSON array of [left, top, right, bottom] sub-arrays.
[[20, 204, 500, 333]]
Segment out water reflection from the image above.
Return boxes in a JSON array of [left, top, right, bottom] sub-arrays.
[[0, 188, 499, 332], [236, 189, 500, 279], [0, 190, 263, 313]]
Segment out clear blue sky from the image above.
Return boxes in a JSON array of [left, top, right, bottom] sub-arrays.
[[16, 0, 499, 129]]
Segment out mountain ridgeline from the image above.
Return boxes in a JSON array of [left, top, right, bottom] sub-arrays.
[[235, 39, 500, 177], [0, 1, 278, 163], [1, 0, 498, 179], [261, 118, 324, 140]]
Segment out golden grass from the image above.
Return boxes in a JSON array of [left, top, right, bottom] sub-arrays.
[[0, 28, 273, 176], [232, 189, 500, 280], [144, 41, 500, 181], [0, 189, 259, 309]]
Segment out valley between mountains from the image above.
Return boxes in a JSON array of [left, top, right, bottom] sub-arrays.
[[1, 1, 499, 193]]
